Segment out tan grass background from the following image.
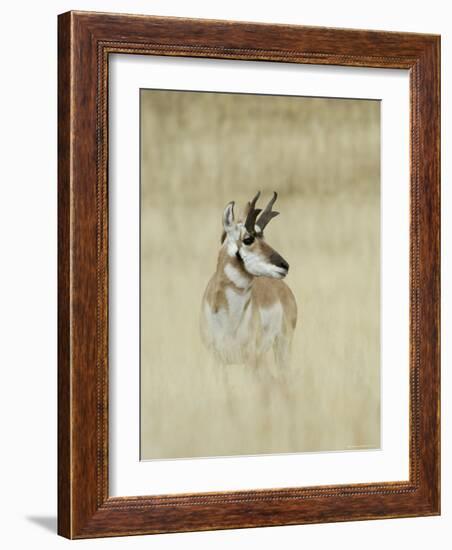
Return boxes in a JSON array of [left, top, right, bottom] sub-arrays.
[[140, 90, 380, 459]]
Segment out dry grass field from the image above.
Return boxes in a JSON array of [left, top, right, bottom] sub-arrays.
[[140, 90, 380, 459]]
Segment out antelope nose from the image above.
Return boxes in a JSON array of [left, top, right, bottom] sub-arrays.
[[279, 259, 289, 271], [270, 251, 289, 272]]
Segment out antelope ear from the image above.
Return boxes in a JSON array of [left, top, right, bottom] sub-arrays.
[[222, 201, 235, 234]]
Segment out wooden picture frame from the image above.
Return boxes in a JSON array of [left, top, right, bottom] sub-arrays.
[[58, 10, 440, 539]]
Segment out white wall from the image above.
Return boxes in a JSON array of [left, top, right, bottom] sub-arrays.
[[0, 0, 449, 547]]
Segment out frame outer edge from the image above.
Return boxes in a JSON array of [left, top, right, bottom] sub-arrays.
[[424, 35, 441, 514], [57, 11, 73, 539], [409, 37, 441, 516], [437, 36, 441, 516]]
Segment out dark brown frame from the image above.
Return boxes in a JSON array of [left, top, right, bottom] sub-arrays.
[[58, 10, 440, 539]]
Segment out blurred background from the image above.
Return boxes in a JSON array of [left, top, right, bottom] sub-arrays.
[[140, 89, 380, 459]]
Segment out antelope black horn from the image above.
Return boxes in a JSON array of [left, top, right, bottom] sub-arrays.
[[244, 191, 262, 233], [256, 192, 279, 231]]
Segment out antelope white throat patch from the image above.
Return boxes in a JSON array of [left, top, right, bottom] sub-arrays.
[[224, 263, 251, 289]]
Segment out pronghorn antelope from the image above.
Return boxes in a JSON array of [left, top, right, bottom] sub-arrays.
[[200, 192, 297, 371]]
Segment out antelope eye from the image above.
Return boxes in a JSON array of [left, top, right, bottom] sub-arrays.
[[243, 236, 255, 245]]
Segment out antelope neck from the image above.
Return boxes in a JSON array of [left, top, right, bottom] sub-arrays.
[[218, 248, 253, 293]]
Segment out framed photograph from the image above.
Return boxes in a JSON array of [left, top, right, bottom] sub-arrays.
[[58, 11, 440, 538]]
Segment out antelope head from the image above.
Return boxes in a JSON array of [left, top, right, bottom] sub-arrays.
[[222, 191, 289, 279]]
